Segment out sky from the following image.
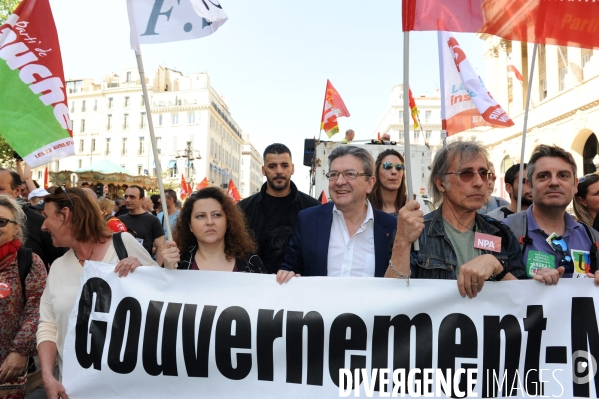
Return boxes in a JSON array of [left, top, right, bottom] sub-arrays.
[[49, 0, 486, 194]]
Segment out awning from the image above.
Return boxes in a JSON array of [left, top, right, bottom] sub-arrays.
[[167, 160, 177, 169], [151, 161, 162, 168]]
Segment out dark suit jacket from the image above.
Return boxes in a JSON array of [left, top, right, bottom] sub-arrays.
[[279, 202, 396, 277]]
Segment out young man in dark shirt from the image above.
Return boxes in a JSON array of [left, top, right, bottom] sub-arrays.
[[488, 163, 532, 220], [238, 143, 320, 274], [118, 185, 164, 265]]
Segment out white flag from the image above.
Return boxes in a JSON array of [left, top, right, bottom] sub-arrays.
[[439, 31, 513, 136], [127, 0, 228, 54]]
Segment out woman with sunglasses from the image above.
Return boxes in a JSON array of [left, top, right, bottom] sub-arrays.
[[0, 195, 46, 397], [368, 149, 407, 216], [37, 187, 159, 399], [161, 187, 265, 273], [573, 173, 599, 228]]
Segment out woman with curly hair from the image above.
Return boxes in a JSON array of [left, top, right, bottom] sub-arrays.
[[162, 187, 265, 272], [368, 148, 407, 216]]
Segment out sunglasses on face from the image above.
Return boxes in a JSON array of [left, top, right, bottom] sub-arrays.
[[0, 217, 17, 228], [549, 236, 574, 273], [382, 162, 405, 171], [444, 170, 493, 182]]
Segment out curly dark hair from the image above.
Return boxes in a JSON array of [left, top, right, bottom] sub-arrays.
[[368, 149, 407, 213], [173, 187, 256, 261]]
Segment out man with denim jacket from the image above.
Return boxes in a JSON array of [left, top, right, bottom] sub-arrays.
[[385, 141, 527, 298]]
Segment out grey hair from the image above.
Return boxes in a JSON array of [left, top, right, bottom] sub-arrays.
[[429, 140, 490, 205], [0, 194, 26, 244], [328, 145, 374, 178], [526, 144, 577, 188]]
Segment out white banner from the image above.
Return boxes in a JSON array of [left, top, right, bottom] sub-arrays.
[[62, 262, 599, 398], [439, 31, 513, 136], [127, 0, 228, 54]]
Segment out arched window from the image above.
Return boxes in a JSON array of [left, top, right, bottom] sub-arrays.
[[500, 156, 513, 174], [583, 133, 598, 175]]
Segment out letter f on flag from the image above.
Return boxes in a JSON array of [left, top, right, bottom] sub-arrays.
[[127, 0, 228, 54]]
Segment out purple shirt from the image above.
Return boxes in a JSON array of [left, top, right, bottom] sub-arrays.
[[504, 206, 590, 278]]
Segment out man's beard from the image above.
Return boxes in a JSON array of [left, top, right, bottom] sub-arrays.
[[521, 196, 533, 207], [267, 177, 289, 191]]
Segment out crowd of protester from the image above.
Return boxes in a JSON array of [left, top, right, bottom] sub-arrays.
[[0, 139, 598, 398]]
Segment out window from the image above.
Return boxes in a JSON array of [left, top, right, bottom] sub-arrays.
[[140, 96, 145, 107], [124, 96, 130, 108], [540, 79, 547, 100], [138, 137, 145, 155], [140, 113, 146, 128], [80, 119, 85, 133], [399, 111, 403, 120], [172, 113, 179, 125], [211, 138, 214, 156], [70, 101, 75, 113], [559, 67, 567, 91], [91, 138, 96, 153], [123, 114, 129, 129], [78, 159, 82, 169], [398, 131, 404, 140], [107, 115, 112, 130], [108, 97, 113, 109], [93, 99, 97, 111], [122, 138, 127, 155], [79, 139, 84, 153], [126, 71, 132, 82], [156, 137, 162, 154], [105, 138, 111, 155], [414, 131, 420, 141], [158, 114, 163, 126], [425, 111, 431, 123], [188, 112, 195, 124], [81, 100, 86, 112], [425, 130, 432, 140], [138, 165, 143, 175]]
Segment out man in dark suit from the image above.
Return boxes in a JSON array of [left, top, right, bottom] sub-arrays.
[[277, 146, 396, 282]]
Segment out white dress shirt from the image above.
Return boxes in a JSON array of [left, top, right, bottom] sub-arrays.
[[327, 200, 376, 277]]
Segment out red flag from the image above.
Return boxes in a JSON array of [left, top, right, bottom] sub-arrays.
[[439, 32, 513, 136], [320, 80, 350, 138], [319, 190, 328, 205], [227, 179, 241, 203], [508, 58, 524, 83], [408, 88, 419, 129], [187, 182, 192, 195], [196, 177, 209, 190], [180, 174, 188, 199], [43, 166, 49, 189], [403, 0, 599, 49]]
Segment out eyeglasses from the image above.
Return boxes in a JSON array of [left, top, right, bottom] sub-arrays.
[[549, 236, 574, 273], [0, 217, 17, 228], [578, 174, 595, 184], [444, 170, 493, 182], [326, 170, 370, 181], [60, 184, 74, 208], [382, 162, 405, 171]]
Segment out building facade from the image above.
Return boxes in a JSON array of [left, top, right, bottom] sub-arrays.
[[459, 37, 599, 194], [33, 66, 246, 194], [240, 134, 263, 198]]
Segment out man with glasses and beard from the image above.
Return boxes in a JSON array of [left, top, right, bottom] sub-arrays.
[[502, 145, 599, 285], [385, 141, 526, 298], [239, 143, 320, 274], [487, 163, 533, 220]]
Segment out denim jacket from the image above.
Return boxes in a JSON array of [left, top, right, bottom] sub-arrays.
[[410, 208, 527, 280]]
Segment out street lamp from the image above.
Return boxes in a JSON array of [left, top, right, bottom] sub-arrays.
[[175, 141, 202, 187]]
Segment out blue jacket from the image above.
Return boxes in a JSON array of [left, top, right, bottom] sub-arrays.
[[279, 202, 397, 277], [409, 208, 527, 279]]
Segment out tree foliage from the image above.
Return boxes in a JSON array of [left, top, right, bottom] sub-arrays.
[[0, 0, 19, 24]]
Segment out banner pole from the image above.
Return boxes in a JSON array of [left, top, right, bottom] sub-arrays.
[[135, 51, 173, 242], [318, 81, 329, 142], [437, 31, 448, 146], [403, 31, 418, 251], [517, 43, 538, 214]]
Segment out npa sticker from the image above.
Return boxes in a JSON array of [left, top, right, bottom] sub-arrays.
[[474, 232, 501, 252], [526, 250, 555, 277], [571, 249, 591, 278]]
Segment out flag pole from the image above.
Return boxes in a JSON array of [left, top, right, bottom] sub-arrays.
[[136, 51, 173, 242], [517, 43, 538, 213], [437, 31, 447, 146], [403, 31, 418, 251]]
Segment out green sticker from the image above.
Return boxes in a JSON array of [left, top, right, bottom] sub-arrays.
[[526, 250, 555, 278]]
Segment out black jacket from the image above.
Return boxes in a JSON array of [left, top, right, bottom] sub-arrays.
[[238, 181, 320, 273], [23, 204, 67, 267]]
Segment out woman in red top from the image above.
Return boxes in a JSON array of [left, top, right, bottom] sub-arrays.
[[99, 198, 128, 233]]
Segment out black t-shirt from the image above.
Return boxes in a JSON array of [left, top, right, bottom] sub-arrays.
[[118, 212, 164, 254], [258, 192, 295, 274], [500, 207, 515, 218]]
